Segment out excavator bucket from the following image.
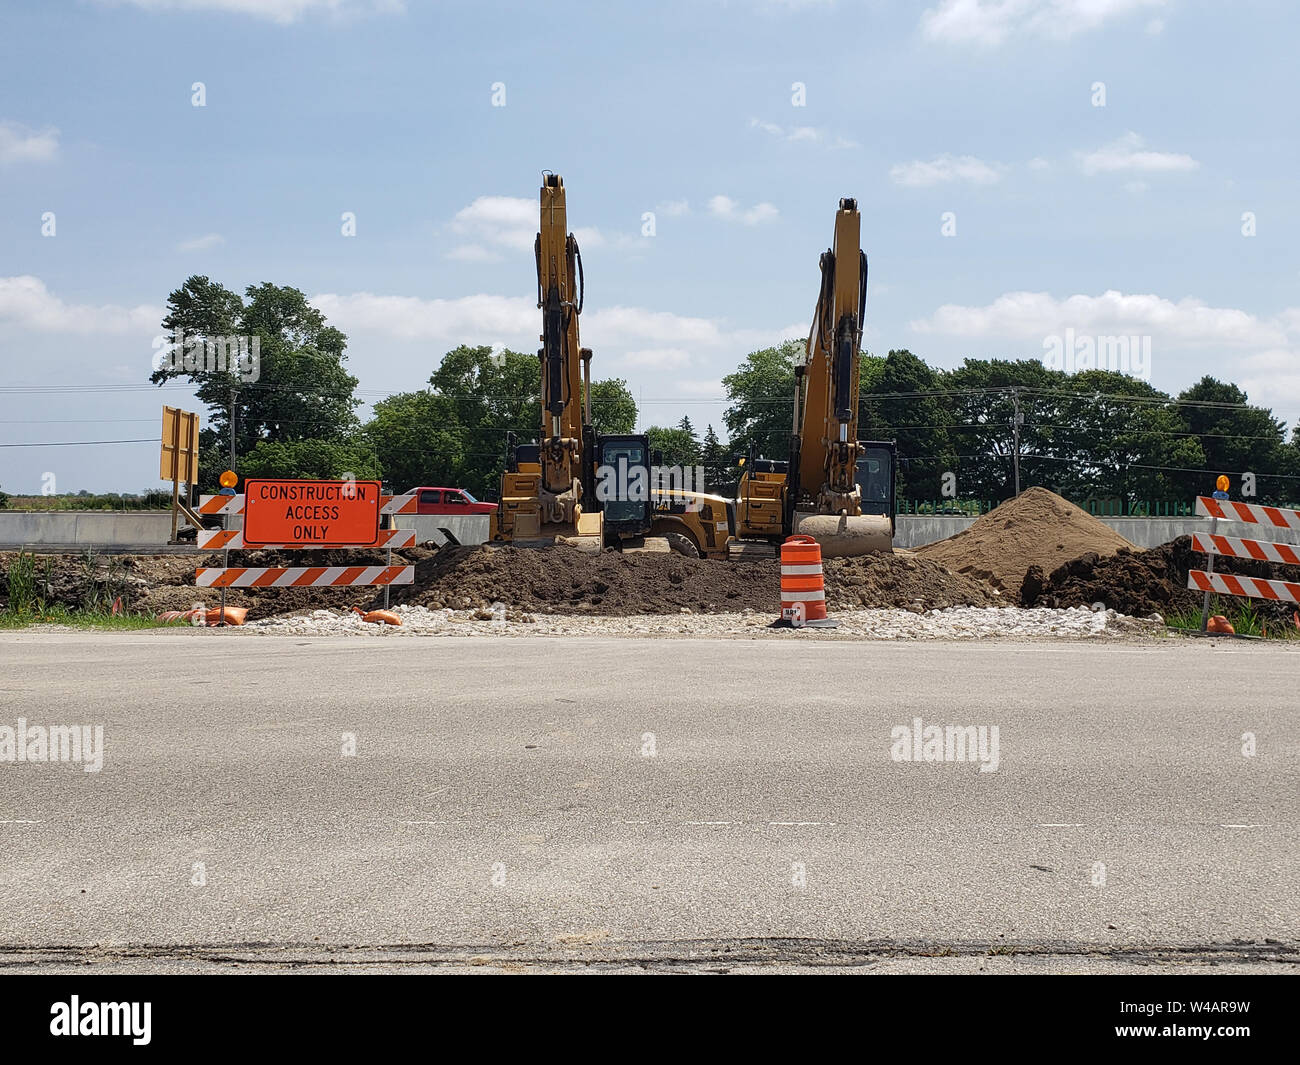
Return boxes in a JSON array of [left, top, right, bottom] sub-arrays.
[[793, 512, 893, 558]]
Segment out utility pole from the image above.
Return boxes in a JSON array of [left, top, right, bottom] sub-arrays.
[[229, 387, 238, 472], [1011, 386, 1022, 497]]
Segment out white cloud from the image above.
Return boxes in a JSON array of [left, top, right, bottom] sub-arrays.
[[1078, 131, 1197, 175], [890, 154, 1005, 187], [748, 117, 858, 149], [311, 292, 537, 342], [920, 0, 1168, 46], [177, 232, 225, 252], [0, 121, 59, 165], [449, 195, 537, 252], [445, 196, 632, 254], [910, 290, 1293, 349], [911, 289, 1300, 416], [708, 195, 779, 225], [310, 291, 803, 364], [0, 276, 160, 334], [105, 0, 404, 23], [1237, 349, 1300, 417]]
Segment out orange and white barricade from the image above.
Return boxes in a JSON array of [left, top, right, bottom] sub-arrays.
[[1188, 490, 1300, 630], [777, 534, 838, 629]]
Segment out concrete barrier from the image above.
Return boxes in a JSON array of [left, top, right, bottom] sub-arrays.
[[392, 513, 491, 547], [0, 511, 175, 550], [892, 514, 1300, 550], [2, 508, 1290, 554]]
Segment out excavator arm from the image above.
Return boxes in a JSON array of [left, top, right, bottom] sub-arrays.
[[536, 172, 593, 524], [489, 173, 600, 547], [794, 197, 867, 519], [735, 197, 893, 558]]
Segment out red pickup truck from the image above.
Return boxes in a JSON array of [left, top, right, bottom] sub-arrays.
[[409, 487, 496, 515]]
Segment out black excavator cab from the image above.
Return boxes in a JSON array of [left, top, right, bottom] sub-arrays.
[[593, 433, 654, 537], [856, 441, 897, 535]]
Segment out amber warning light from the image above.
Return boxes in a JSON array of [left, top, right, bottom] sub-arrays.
[[242, 479, 382, 548]]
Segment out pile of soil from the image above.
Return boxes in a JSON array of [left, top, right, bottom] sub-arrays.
[[1020, 536, 1300, 624], [387, 544, 1002, 617], [823, 553, 1002, 611], [3, 543, 1005, 620], [917, 487, 1134, 594], [389, 544, 772, 615]]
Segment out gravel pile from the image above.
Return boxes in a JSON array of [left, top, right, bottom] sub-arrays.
[[231, 603, 1156, 641]]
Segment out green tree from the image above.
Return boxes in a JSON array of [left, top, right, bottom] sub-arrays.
[[646, 425, 701, 467], [238, 439, 382, 481], [722, 340, 800, 462], [149, 276, 363, 491], [1174, 377, 1289, 501], [940, 358, 1066, 501], [362, 347, 639, 499], [1046, 371, 1203, 505], [700, 424, 727, 489], [590, 377, 637, 434], [860, 349, 954, 499]]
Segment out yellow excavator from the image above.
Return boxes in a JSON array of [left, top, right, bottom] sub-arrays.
[[489, 173, 731, 557], [732, 197, 896, 558]]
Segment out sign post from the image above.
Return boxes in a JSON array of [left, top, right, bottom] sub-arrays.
[[160, 406, 202, 543]]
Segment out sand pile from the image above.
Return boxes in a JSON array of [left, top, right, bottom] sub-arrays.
[[916, 487, 1134, 594]]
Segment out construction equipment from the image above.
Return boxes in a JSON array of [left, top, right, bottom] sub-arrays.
[[490, 173, 602, 549], [490, 174, 731, 557], [733, 197, 896, 558]]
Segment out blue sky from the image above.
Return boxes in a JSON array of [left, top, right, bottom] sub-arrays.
[[1, 0, 1298, 492]]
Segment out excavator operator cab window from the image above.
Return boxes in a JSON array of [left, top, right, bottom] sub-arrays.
[[856, 447, 894, 505]]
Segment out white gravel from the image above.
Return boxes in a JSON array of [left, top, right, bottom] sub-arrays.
[[229, 603, 1160, 641]]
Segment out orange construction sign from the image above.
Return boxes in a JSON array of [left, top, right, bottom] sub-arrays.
[[242, 479, 382, 548]]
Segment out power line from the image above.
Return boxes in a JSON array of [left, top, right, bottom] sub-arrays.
[[0, 438, 155, 448]]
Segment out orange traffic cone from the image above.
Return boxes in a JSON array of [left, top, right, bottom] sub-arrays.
[[775, 534, 838, 629]]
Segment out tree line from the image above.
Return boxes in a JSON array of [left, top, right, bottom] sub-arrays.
[[151, 278, 1300, 508]]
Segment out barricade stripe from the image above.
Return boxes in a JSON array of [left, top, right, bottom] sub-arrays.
[[1187, 570, 1300, 603], [1195, 496, 1300, 528], [195, 565, 415, 588]]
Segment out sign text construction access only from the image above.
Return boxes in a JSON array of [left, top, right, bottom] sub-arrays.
[[242, 479, 383, 548]]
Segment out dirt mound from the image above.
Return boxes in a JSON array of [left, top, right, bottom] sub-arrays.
[[386, 544, 1002, 617], [4, 543, 1004, 620], [389, 544, 773, 615], [1020, 536, 1300, 624], [823, 553, 1002, 611], [916, 487, 1134, 594]]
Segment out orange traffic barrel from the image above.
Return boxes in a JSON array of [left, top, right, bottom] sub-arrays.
[[779, 534, 835, 627]]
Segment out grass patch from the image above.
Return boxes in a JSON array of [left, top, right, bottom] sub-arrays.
[[1165, 597, 1300, 640], [0, 606, 186, 630]]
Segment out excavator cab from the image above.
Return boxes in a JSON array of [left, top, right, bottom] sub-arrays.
[[856, 441, 896, 536], [595, 434, 653, 540]]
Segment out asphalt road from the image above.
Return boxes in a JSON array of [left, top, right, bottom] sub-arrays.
[[1, 630, 1296, 974]]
